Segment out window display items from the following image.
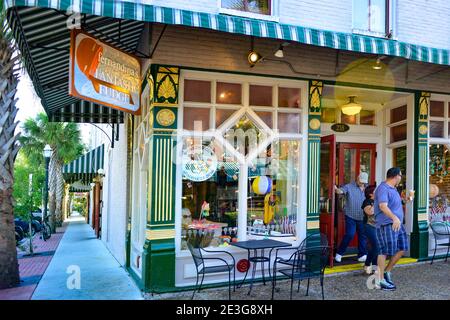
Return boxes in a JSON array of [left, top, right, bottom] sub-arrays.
[[252, 176, 273, 195]]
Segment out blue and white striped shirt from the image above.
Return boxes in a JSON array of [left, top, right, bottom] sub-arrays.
[[340, 182, 366, 221]]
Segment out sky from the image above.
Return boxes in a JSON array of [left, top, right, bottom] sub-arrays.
[[16, 70, 91, 146]]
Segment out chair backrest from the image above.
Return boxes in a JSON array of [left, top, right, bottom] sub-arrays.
[[187, 243, 204, 268], [430, 221, 450, 240], [297, 232, 328, 251], [294, 245, 329, 275]]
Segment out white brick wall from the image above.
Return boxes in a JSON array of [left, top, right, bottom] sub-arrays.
[[133, 0, 450, 50]]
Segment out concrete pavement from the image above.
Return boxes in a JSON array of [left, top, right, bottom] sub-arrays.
[[32, 216, 143, 300]]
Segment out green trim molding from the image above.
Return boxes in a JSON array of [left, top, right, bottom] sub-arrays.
[[411, 91, 430, 259], [141, 65, 179, 293], [306, 80, 323, 247]]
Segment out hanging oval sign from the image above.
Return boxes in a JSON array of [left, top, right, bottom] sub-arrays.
[[331, 123, 350, 133], [182, 145, 218, 182]]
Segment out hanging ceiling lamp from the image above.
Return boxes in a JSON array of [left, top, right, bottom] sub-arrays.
[[341, 95, 363, 116]]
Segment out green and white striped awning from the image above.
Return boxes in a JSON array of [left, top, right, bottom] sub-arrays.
[[63, 144, 105, 184], [5, 0, 450, 66]]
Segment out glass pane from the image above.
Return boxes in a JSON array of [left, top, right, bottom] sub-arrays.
[[224, 114, 264, 157], [320, 142, 332, 213], [353, 0, 369, 30], [321, 108, 336, 124], [216, 108, 236, 128], [369, 0, 386, 33], [250, 85, 272, 107], [393, 146, 407, 194], [247, 140, 300, 238], [278, 87, 301, 108], [342, 148, 357, 185], [181, 139, 239, 249], [183, 107, 210, 131], [360, 110, 375, 125], [391, 124, 407, 143], [221, 0, 271, 15], [429, 145, 450, 222], [255, 111, 273, 128], [430, 100, 444, 117], [184, 80, 211, 103], [391, 105, 407, 123], [216, 82, 242, 105], [430, 121, 444, 138], [341, 112, 357, 125], [278, 113, 301, 133], [360, 150, 372, 182]]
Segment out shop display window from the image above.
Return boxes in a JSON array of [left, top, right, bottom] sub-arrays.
[[429, 144, 450, 223], [247, 140, 300, 238], [181, 138, 239, 249]]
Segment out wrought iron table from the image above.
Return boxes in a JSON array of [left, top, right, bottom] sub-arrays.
[[231, 239, 292, 295]]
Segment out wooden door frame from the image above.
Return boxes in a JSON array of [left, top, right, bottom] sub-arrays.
[[320, 134, 336, 267], [338, 143, 377, 186]]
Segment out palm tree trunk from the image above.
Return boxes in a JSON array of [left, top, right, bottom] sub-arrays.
[[48, 155, 57, 233], [0, 19, 21, 289], [54, 161, 64, 227]]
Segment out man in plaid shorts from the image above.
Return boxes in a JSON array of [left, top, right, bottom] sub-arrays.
[[374, 167, 410, 291]]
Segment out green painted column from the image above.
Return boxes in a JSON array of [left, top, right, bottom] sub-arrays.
[[306, 80, 323, 247], [411, 91, 430, 259], [142, 65, 179, 292]]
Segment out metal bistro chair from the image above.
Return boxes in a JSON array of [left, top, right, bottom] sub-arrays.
[[272, 233, 329, 300], [430, 221, 450, 264], [187, 243, 236, 300]]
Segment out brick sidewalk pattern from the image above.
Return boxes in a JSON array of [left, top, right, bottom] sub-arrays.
[[0, 223, 68, 300]]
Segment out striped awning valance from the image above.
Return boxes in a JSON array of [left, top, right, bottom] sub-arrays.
[[5, 0, 450, 66], [63, 144, 105, 184]]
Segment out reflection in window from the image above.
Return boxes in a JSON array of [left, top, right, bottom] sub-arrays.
[[183, 107, 210, 131], [429, 144, 450, 223], [250, 85, 272, 106], [360, 110, 375, 125], [216, 82, 242, 105], [184, 80, 211, 103], [221, 0, 271, 15], [181, 138, 239, 249], [393, 146, 407, 194], [278, 87, 300, 108], [391, 124, 407, 143], [278, 113, 301, 133], [321, 108, 336, 124], [247, 141, 300, 237], [430, 121, 444, 138]]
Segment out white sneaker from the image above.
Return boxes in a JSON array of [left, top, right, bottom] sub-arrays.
[[358, 255, 367, 262], [335, 254, 342, 263]]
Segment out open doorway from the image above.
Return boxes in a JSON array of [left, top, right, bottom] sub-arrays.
[[320, 136, 376, 266]]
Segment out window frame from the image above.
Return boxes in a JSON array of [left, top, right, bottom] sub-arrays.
[[176, 70, 308, 254], [218, 0, 279, 22], [352, 0, 394, 39]]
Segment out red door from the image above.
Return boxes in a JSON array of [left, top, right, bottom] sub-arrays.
[[319, 135, 336, 267], [336, 143, 376, 250]]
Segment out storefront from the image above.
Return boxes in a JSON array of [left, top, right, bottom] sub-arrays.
[[5, 0, 450, 294]]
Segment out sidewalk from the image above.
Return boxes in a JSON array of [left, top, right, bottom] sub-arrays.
[[32, 216, 143, 300], [148, 260, 450, 300], [0, 223, 67, 300]]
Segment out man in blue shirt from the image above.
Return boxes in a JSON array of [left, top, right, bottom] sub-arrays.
[[374, 167, 412, 291], [334, 172, 369, 263]]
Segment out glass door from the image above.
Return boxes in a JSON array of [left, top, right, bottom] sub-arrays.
[[336, 143, 376, 252]]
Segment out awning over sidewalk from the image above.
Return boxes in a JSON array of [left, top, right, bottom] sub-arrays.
[[63, 144, 105, 184], [5, 1, 449, 124], [6, 0, 450, 66]]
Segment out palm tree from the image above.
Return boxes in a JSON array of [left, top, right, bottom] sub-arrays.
[[0, 12, 21, 289], [20, 113, 84, 232]]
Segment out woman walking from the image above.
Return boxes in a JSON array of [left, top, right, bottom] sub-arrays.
[[362, 185, 378, 275]]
